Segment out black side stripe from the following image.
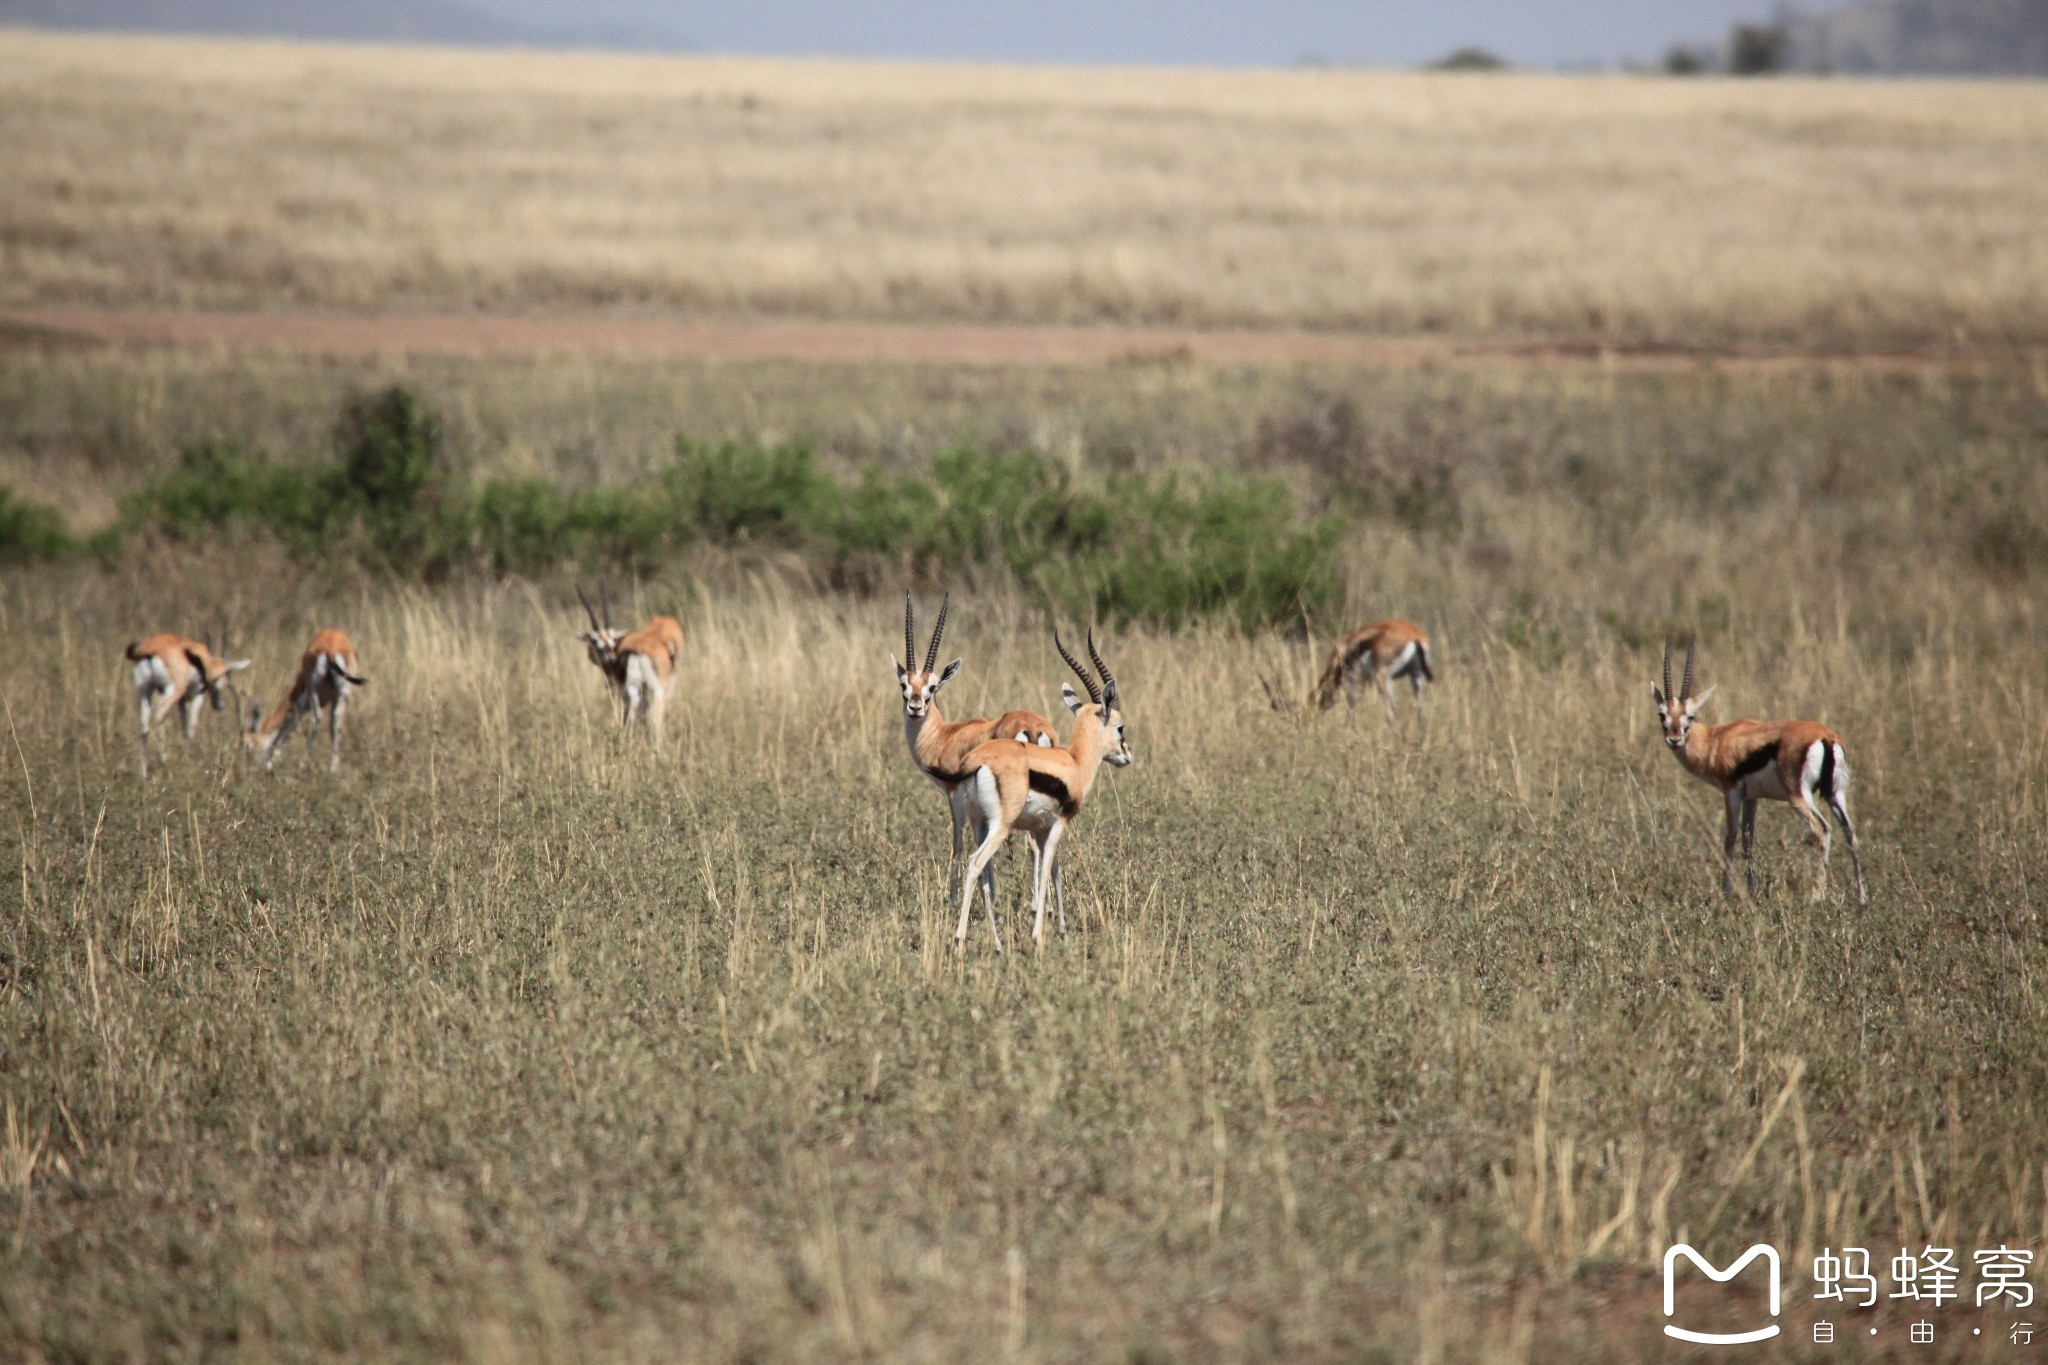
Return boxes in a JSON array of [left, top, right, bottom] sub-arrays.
[[1731, 746, 1778, 781], [1028, 769, 1080, 818]]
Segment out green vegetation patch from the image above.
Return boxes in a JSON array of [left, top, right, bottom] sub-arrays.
[[105, 385, 1338, 630]]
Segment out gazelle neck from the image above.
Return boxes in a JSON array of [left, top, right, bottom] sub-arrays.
[[1060, 705, 1115, 796], [1671, 719, 1722, 783], [905, 701, 948, 768]]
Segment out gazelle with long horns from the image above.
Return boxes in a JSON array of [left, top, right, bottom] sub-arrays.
[[1651, 637, 1867, 906], [897, 593, 1060, 911], [123, 629, 250, 776], [954, 631, 1132, 953], [243, 628, 367, 773], [576, 584, 684, 740], [1305, 619, 1434, 719]]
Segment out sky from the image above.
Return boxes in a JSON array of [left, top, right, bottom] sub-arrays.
[[475, 0, 1787, 70]]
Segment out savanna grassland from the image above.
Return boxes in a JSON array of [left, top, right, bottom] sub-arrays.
[[1, 345, 2045, 1363], [5, 29, 2048, 350], [3, 26, 2048, 1365]]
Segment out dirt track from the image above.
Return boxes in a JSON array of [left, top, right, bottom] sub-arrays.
[[1, 306, 2036, 374]]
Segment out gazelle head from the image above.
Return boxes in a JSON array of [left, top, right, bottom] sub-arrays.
[[576, 583, 625, 673], [196, 627, 252, 710], [1650, 635, 1718, 749], [1057, 629, 1132, 768], [239, 692, 279, 762], [897, 592, 962, 719]]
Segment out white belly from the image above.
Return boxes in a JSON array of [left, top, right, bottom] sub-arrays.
[[1017, 792, 1062, 829]]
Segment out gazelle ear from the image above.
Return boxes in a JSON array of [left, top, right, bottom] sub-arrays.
[[1060, 682, 1084, 714], [895, 660, 909, 683], [935, 658, 963, 687], [227, 659, 251, 672], [1650, 685, 1665, 707], [1688, 683, 1716, 712]]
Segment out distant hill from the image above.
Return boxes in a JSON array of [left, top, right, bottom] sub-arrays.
[[0, 0, 532, 45], [1785, 0, 2048, 74]]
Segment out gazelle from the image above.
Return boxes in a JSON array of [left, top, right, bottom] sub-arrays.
[[576, 584, 684, 740], [244, 628, 367, 773], [897, 593, 1060, 913], [1308, 619, 1434, 719], [1651, 637, 1867, 906], [123, 631, 250, 776], [954, 630, 1132, 953]]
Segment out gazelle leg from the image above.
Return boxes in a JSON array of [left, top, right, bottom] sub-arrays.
[[976, 816, 998, 925], [1826, 781, 1867, 907], [328, 691, 346, 772], [1031, 821, 1065, 947], [1741, 797, 1758, 895], [137, 690, 158, 777], [1054, 848, 1067, 939], [1379, 670, 1399, 724], [957, 824, 1007, 954], [1790, 793, 1831, 903], [1722, 789, 1741, 896], [946, 789, 966, 907], [180, 692, 202, 740]]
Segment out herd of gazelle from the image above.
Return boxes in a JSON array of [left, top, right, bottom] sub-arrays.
[[121, 598, 1868, 928], [126, 627, 365, 776]]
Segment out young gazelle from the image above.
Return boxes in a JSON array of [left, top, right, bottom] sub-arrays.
[[954, 631, 1132, 953], [576, 585, 684, 740], [244, 628, 367, 773], [123, 631, 250, 776], [897, 593, 1060, 911], [1308, 619, 1434, 719], [1652, 637, 1867, 906]]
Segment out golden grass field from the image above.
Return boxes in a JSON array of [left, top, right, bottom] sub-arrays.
[[2, 344, 2045, 1360], [4, 29, 2048, 348], [2, 28, 2048, 1364]]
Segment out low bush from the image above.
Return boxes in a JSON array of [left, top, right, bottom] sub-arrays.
[[107, 386, 1339, 630], [0, 488, 77, 564]]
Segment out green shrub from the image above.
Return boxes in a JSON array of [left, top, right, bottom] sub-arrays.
[[0, 488, 78, 564], [335, 385, 447, 563], [668, 438, 836, 541], [115, 387, 1343, 629]]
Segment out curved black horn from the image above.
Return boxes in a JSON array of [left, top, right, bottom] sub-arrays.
[[924, 594, 950, 675], [1661, 639, 1673, 700], [1087, 630, 1118, 707], [1055, 628, 1100, 704], [1681, 634, 1697, 702], [577, 585, 602, 633], [903, 592, 917, 668]]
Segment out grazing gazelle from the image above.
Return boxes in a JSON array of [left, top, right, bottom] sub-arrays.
[[576, 584, 684, 740], [1652, 637, 1867, 906], [897, 593, 1060, 912], [1308, 619, 1434, 719], [123, 631, 250, 776], [954, 630, 1132, 953], [244, 628, 367, 773]]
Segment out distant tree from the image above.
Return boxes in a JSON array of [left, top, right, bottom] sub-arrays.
[[1427, 46, 1508, 72], [1664, 44, 1707, 75], [1729, 23, 1789, 75]]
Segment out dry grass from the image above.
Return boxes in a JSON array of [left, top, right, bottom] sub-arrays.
[[0, 350, 2045, 1359], [5, 29, 2048, 348]]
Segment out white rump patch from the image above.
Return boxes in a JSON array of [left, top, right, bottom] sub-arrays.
[[1800, 741, 1826, 797], [1388, 641, 1419, 677]]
